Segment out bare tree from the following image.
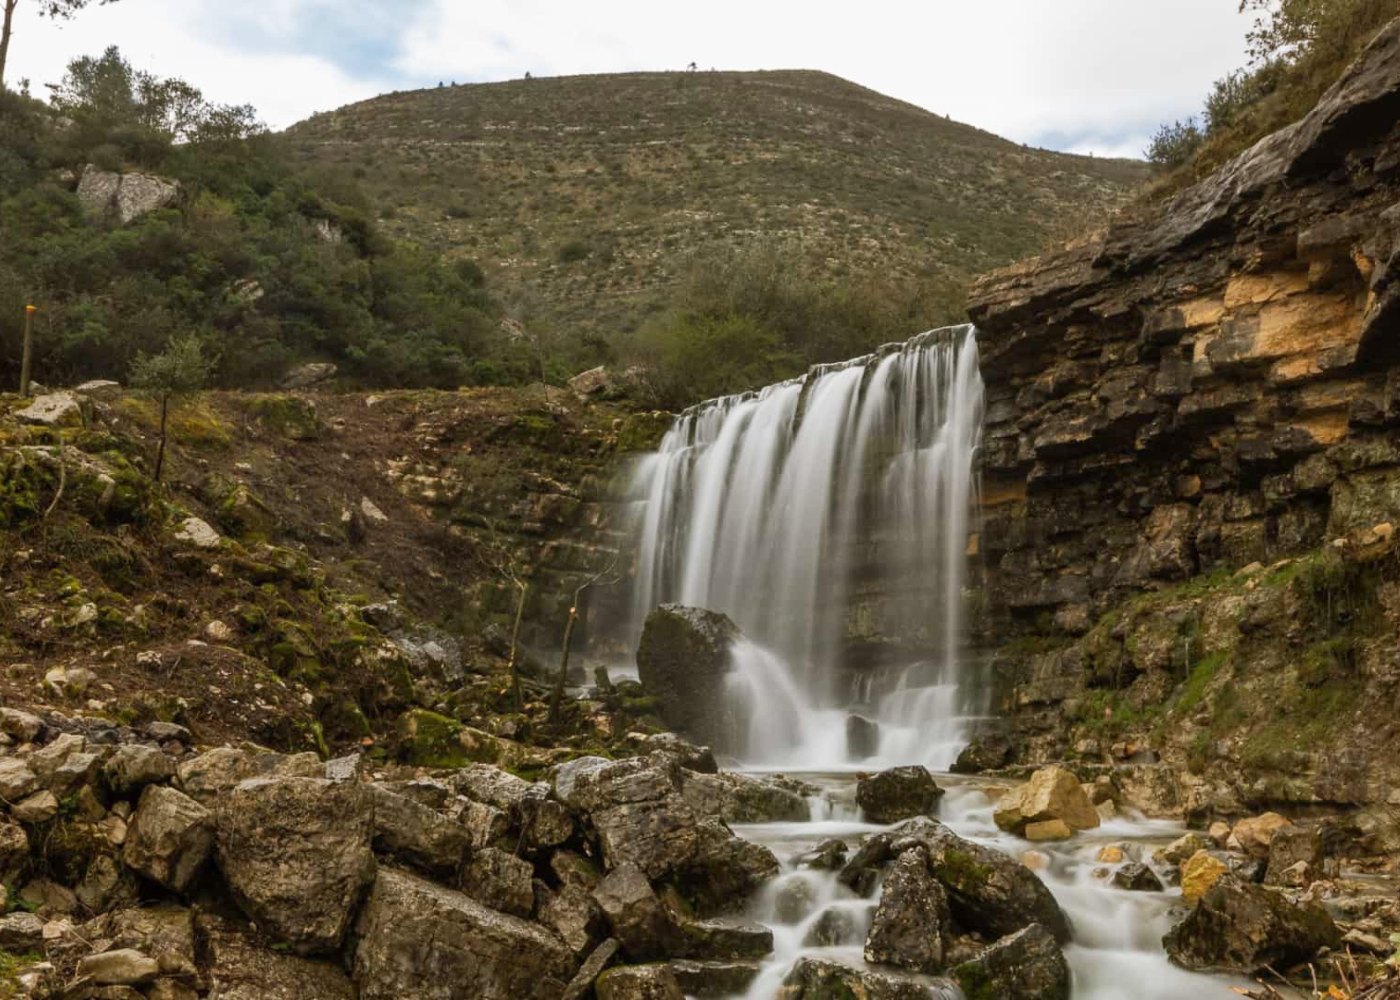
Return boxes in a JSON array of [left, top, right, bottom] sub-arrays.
[[1, 0, 122, 89], [474, 520, 531, 711], [548, 552, 621, 725]]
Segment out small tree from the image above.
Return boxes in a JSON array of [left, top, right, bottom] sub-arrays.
[[1145, 118, 1204, 170], [1, 0, 122, 90], [474, 520, 531, 711], [128, 334, 213, 483], [548, 553, 621, 726]]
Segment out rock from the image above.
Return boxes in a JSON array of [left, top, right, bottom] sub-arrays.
[[667, 959, 762, 997], [1096, 845, 1125, 864], [114, 172, 180, 223], [0, 758, 40, 801], [462, 846, 534, 918], [83, 905, 197, 978], [199, 909, 354, 1000], [1207, 821, 1231, 846], [77, 853, 139, 913], [593, 863, 681, 961], [0, 708, 44, 743], [635, 605, 741, 751], [864, 847, 950, 973], [1163, 877, 1341, 973], [891, 817, 1071, 944], [173, 516, 222, 549], [0, 912, 44, 951], [846, 714, 880, 759], [950, 924, 1070, 1000], [561, 938, 620, 1000], [1265, 825, 1324, 886], [215, 777, 375, 954], [800, 838, 848, 871], [76, 948, 159, 985], [460, 799, 510, 850], [779, 957, 945, 998], [636, 732, 718, 774], [680, 818, 780, 913], [672, 916, 772, 960], [1180, 850, 1230, 903], [804, 907, 860, 947], [856, 766, 944, 824], [15, 392, 83, 427], [176, 747, 322, 805], [354, 867, 575, 1000], [1230, 812, 1293, 859], [1112, 862, 1164, 892], [1024, 819, 1073, 842], [13, 789, 58, 824], [595, 964, 685, 1000], [203, 620, 234, 643], [993, 766, 1099, 835], [279, 362, 337, 389], [1154, 833, 1207, 866], [951, 732, 1015, 774], [368, 784, 468, 876], [74, 379, 123, 401], [678, 770, 811, 824], [569, 366, 612, 397], [539, 882, 607, 956], [103, 744, 175, 796], [123, 785, 214, 894]]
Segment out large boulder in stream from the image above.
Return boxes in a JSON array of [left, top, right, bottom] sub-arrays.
[[951, 924, 1070, 1000], [864, 846, 951, 973], [993, 766, 1099, 837], [1163, 876, 1341, 974], [636, 605, 741, 750], [856, 766, 944, 823], [779, 957, 949, 998]]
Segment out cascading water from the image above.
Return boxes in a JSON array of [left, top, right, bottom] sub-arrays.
[[621, 325, 985, 768]]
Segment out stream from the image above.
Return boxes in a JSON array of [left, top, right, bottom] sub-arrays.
[[727, 770, 1253, 1000]]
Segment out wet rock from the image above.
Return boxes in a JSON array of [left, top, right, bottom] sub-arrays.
[[804, 907, 860, 947], [1230, 812, 1292, 859], [678, 770, 811, 824], [950, 924, 1070, 1000], [679, 818, 779, 913], [856, 766, 944, 823], [779, 956, 947, 998], [368, 784, 468, 876], [773, 876, 818, 924], [800, 838, 848, 871], [595, 964, 685, 1000], [864, 847, 950, 973], [993, 766, 1099, 836], [103, 745, 174, 796], [674, 916, 772, 960], [76, 948, 160, 986], [1163, 877, 1341, 973], [1180, 850, 1230, 903], [216, 777, 375, 954], [354, 867, 574, 999], [668, 959, 762, 997], [1207, 821, 1231, 846], [636, 605, 741, 750], [1112, 862, 1164, 892], [594, 862, 681, 961], [1024, 819, 1073, 842], [951, 732, 1015, 774], [462, 846, 534, 918], [847, 714, 880, 759], [892, 817, 1071, 944], [1154, 832, 1207, 866], [1265, 825, 1324, 886], [838, 831, 895, 897]]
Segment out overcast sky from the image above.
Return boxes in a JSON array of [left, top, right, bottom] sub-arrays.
[[6, 0, 1255, 159]]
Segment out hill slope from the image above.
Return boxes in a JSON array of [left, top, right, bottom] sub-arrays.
[[286, 70, 1148, 340]]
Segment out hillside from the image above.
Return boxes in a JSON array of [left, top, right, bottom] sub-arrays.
[[286, 70, 1149, 341]]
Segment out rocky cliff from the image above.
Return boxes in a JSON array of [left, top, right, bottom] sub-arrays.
[[967, 19, 1400, 832]]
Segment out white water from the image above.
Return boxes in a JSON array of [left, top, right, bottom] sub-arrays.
[[732, 773, 1248, 1000], [623, 325, 986, 766]]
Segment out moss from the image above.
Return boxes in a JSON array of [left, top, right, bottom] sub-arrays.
[[1176, 650, 1230, 715], [616, 411, 673, 452], [933, 849, 994, 893], [0, 950, 44, 998], [247, 396, 323, 441], [398, 709, 471, 768], [1298, 636, 1355, 687], [952, 962, 1001, 1000]]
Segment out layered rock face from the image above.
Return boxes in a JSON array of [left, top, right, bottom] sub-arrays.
[[965, 18, 1400, 812]]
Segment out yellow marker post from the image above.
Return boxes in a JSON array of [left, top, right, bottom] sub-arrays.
[[19, 304, 36, 398]]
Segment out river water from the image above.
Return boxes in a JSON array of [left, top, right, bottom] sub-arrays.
[[727, 770, 1251, 1000]]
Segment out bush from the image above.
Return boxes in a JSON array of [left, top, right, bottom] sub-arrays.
[[1145, 119, 1204, 169]]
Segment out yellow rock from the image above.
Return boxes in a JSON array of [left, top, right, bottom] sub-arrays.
[[1021, 850, 1051, 871], [1207, 821, 1231, 847], [993, 765, 1101, 834], [1231, 812, 1293, 859], [1024, 819, 1073, 842], [1181, 850, 1229, 903], [1097, 845, 1125, 864]]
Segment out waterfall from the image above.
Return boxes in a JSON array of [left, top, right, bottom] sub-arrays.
[[623, 324, 985, 768]]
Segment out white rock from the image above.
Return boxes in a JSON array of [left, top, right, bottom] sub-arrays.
[[203, 620, 234, 643], [359, 498, 389, 523], [15, 393, 82, 428], [173, 517, 221, 550], [73, 380, 122, 401]]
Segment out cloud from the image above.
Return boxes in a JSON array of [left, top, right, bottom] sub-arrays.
[[4, 0, 1253, 154]]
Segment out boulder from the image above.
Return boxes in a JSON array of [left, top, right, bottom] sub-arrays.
[[15, 392, 83, 428], [82, 905, 197, 978], [672, 916, 772, 961], [1112, 862, 1164, 892], [1230, 812, 1293, 859], [561, 939, 620, 1000], [891, 817, 1071, 944], [76, 949, 160, 986], [1163, 877, 1341, 973], [114, 171, 180, 223], [593, 863, 681, 961], [1024, 819, 1073, 842], [215, 777, 375, 953], [667, 959, 762, 997], [804, 907, 860, 947], [993, 766, 1099, 835], [354, 867, 574, 999], [12, 789, 58, 824], [0, 758, 40, 801], [173, 517, 222, 550], [635, 605, 741, 750], [74, 379, 123, 401], [0, 912, 43, 951], [279, 362, 337, 390], [1180, 850, 1229, 903], [0, 708, 44, 743], [950, 924, 1070, 1000], [539, 883, 608, 956], [103, 745, 175, 796], [462, 846, 534, 918], [122, 785, 214, 894], [856, 766, 943, 824], [951, 732, 1016, 774], [679, 818, 779, 913], [1153, 832, 1207, 866], [636, 732, 718, 774], [678, 770, 811, 824], [595, 964, 685, 1000], [846, 714, 880, 759], [368, 784, 468, 876], [778, 957, 945, 998], [198, 909, 354, 1000], [864, 847, 950, 973], [800, 839, 847, 871], [569, 366, 612, 397], [1265, 825, 1324, 886], [176, 747, 322, 805]]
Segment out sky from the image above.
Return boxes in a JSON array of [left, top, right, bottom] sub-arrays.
[[5, 0, 1256, 160]]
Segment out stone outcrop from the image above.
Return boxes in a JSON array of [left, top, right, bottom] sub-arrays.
[[77, 165, 181, 224], [1163, 877, 1341, 973], [635, 605, 742, 751]]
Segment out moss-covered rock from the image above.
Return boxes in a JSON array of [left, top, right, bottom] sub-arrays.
[[247, 396, 323, 441]]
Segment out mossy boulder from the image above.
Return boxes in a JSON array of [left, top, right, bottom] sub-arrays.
[[616, 411, 673, 453], [952, 924, 1070, 1000], [636, 605, 742, 753], [855, 766, 943, 824], [1163, 877, 1340, 973], [248, 396, 323, 441]]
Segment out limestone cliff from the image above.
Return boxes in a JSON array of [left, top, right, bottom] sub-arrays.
[[967, 20, 1400, 831]]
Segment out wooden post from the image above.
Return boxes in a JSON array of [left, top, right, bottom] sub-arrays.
[[19, 303, 35, 397]]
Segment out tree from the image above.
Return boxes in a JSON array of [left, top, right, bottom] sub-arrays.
[[1145, 118, 1204, 170], [0, 0, 121, 90], [547, 553, 620, 726], [128, 334, 214, 483]]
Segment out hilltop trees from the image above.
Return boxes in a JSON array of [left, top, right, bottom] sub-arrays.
[[0, 0, 121, 89]]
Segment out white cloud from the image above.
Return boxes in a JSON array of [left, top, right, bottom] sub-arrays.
[[4, 0, 1253, 155]]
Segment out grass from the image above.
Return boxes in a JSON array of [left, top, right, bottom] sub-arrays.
[[286, 70, 1148, 343]]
